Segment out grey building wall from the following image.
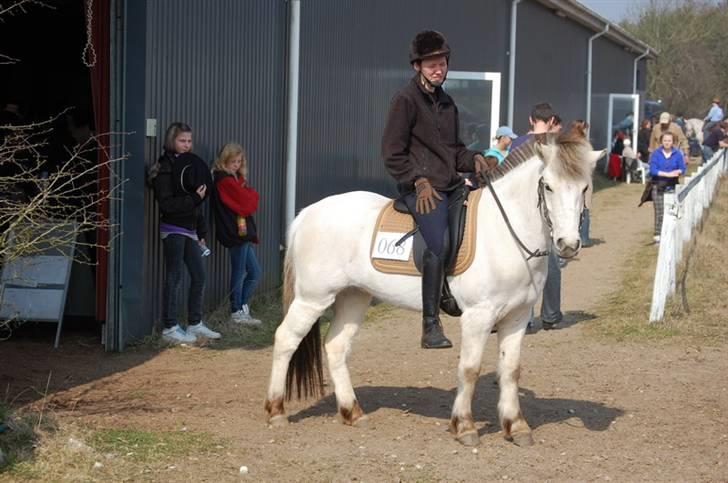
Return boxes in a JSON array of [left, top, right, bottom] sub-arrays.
[[589, 37, 645, 151], [142, 0, 287, 327], [513, 1, 591, 135], [296, 0, 511, 208]]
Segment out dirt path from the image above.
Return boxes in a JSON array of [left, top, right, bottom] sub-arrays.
[[4, 181, 728, 481]]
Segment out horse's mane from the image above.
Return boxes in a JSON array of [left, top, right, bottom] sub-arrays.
[[488, 131, 592, 183]]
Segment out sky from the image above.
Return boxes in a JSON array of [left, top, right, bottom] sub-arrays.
[[578, 0, 648, 22]]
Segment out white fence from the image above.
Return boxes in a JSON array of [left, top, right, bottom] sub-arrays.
[[649, 148, 728, 322]]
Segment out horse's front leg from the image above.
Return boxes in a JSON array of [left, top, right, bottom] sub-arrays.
[[325, 288, 371, 427], [449, 305, 495, 446], [497, 308, 534, 446]]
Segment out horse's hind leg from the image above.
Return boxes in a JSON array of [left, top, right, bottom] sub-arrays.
[[450, 306, 495, 447], [497, 308, 534, 446], [325, 288, 372, 427], [265, 297, 330, 426]]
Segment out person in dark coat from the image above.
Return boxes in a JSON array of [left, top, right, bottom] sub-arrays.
[[381, 30, 495, 349], [150, 122, 220, 344]]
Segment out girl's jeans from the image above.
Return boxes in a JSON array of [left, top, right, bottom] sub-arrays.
[[162, 234, 205, 329], [229, 242, 261, 313]]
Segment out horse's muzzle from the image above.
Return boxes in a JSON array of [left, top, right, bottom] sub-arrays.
[[556, 237, 581, 259]]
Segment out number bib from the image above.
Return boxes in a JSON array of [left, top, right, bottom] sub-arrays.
[[371, 232, 412, 261]]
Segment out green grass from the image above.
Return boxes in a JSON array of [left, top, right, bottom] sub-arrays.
[[89, 428, 219, 463], [0, 404, 57, 474], [588, 176, 728, 343]]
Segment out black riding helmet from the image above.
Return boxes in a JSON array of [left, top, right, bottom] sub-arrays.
[[409, 30, 451, 65]]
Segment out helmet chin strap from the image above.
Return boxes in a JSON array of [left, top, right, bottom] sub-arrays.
[[419, 71, 447, 91]]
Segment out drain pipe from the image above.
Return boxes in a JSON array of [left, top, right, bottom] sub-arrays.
[[633, 48, 649, 94], [507, 0, 521, 127], [586, 23, 609, 132], [285, 0, 301, 229]]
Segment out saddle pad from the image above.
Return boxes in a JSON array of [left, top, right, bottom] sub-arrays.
[[370, 189, 482, 276]]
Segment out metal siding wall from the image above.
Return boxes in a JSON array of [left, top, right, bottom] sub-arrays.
[[514, 1, 591, 135], [143, 0, 286, 328], [589, 37, 640, 151], [296, 0, 510, 210]]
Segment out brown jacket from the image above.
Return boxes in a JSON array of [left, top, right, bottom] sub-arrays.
[[648, 122, 688, 155], [382, 75, 477, 194]]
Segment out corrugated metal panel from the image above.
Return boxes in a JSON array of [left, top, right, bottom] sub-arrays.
[[296, 0, 511, 210], [143, 0, 287, 326], [514, 1, 592, 135], [590, 36, 642, 150]]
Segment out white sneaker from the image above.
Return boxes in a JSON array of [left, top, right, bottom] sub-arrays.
[[162, 324, 197, 344], [231, 306, 262, 326], [653, 235, 661, 243], [187, 321, 221, 339]]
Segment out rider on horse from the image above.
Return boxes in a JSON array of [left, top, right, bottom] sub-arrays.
[[381, 30, 495, 349]]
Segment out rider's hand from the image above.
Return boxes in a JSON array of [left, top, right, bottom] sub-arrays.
[[474, 154, 497, 175], [414, 178, 442, 214]]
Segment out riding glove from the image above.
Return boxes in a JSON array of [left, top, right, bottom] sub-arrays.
[[474, 153, 498, 174], [414, 177, 443, 214]]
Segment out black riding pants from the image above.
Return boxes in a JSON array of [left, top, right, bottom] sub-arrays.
[[404, 190, 450, 258]]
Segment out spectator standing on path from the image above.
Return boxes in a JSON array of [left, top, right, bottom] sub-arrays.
[[508, 102, 563, 332], [701, 120, 728, 162], [702, 97, 724, 136], [211, 143, 263, 326], [381, 30, 496, 349], [637, 118, 652, 163], [649, 112, 688, 159], [569, 120, 594, 247], [649, 131, 686, 244], [150, 122, 221, 344]]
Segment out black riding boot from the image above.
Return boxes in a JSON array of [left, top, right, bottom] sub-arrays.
[[421, 249, 453, 349]]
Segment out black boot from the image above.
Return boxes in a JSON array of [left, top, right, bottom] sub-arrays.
[[421, 249, 453, 349]]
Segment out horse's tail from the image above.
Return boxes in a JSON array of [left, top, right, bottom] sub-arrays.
[[282, 209, 324, 401]]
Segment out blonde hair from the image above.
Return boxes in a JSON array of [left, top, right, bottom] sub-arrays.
[[213, 142, 248, 178]]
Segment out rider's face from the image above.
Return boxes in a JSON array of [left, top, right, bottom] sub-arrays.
[[415, 55, 448, 88]]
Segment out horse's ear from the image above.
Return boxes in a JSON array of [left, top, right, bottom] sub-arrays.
[[535, 143, 557, 163], [587, 149, 606, 169]]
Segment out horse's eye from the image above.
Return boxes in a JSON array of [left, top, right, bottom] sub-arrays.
[[544, 183, 553, 192]]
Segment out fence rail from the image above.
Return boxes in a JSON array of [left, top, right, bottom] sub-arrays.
[[649, 148, 728, 322]]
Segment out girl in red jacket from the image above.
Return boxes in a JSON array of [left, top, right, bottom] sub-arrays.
[[211, 143, 262, 325]]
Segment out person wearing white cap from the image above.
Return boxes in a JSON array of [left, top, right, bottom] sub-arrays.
[[648, 112, 688, 158], [482, 126, 518, 165]]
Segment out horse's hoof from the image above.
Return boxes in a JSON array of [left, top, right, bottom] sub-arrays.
[[456, 431, 480, 447], [511, 432, 534, 447], [352, 415, 369, 428], [268, 415, 288, 428]]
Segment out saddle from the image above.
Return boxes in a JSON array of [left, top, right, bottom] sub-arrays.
[[370, 185, 482, 314]]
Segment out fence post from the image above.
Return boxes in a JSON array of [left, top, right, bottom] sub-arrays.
[[650, 191, 677, 322]]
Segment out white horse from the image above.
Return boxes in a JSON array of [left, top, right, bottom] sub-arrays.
[[265, 132, 601, 447], [685, 118, 704, 144]]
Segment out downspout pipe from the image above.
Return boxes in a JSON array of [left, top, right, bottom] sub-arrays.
[[586, 23, 609, 132], [507, 0, 521, 127], [633, 48, 649, 94], [285, 0, 301, 230]]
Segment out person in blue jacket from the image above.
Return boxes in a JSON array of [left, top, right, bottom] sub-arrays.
[[649, 131, 686, 243]]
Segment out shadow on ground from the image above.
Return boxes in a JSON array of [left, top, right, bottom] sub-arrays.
[[289, 371, 623, 437]]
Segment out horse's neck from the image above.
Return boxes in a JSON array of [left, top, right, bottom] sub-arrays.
[[480, 158, 547, 238]]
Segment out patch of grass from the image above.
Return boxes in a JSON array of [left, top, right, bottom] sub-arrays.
[[0, 404, 58, 474], [89, 428, 218, 463], [589, 176, 728, 343]]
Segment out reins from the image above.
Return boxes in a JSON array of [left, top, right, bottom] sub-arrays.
[[482, 173, 550, 260]]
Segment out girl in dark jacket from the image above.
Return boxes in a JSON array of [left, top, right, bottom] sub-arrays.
[[151, 122, 221, 343], [211, 143, 262, 325]]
